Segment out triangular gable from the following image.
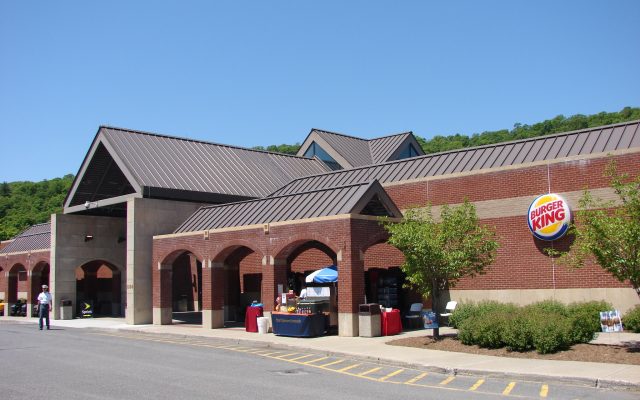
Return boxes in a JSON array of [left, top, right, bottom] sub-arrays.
[[345, 180, 402, 218], [64, 128, 142, 214]]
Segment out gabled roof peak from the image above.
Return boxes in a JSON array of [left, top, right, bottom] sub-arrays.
[[309, 128, 414, 142], [99, 125, 315, 159]]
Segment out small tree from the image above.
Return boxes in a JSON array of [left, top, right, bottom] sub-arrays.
[[551, 161, 640, 298], [382, 200, 499, 336]]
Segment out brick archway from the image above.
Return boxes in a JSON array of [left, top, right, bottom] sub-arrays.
[[76, 260, 122, 317], [7, 264, 27, 315]]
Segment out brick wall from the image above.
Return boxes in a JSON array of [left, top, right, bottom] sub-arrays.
[[152, 151, 640, 318]]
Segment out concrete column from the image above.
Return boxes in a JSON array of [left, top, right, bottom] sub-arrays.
[[126, 198, 205, 325]]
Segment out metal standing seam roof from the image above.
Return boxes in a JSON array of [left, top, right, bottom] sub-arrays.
[[270, 120, 640, 197], [369, 132, 420, 164], [0, 223, 51, 254], [302, 129, 419, 168], [67, 126, 331, 207], [311, 129, 373, 167], [174, 180, 401, 233]]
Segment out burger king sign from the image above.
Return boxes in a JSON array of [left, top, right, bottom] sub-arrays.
[[527, 194, 571, 241]]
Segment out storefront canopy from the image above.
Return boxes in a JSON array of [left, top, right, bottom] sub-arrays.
[[305, 265, 338, 283]]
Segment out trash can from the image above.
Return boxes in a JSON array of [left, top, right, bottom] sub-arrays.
[[60, 300, 73, 320], [257, 316, 269, 334], [358, 303, 381, 337]]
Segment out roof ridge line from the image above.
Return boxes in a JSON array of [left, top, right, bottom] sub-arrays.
[[100, 125, 316, 161], [196, 180, 377, 212], [274, 119, 640, 190], [312, 128, 413, 142]]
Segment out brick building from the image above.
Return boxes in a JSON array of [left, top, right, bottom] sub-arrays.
[[2, 121, 639, 336]]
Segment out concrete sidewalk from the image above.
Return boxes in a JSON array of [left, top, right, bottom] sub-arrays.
[[3, 316, 639, 390]]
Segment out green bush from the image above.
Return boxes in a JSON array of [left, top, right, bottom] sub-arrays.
[[502, 312, 534, 352], [458, 310, 512, 349], [524, 300, 567, 316], [531, 312, 572, 354], [623, 305, 640, 333], [566, 301, 611, 343], [448, 302, 475, 329], [449, 301, 517, 329], [456, 300, 619, 353]]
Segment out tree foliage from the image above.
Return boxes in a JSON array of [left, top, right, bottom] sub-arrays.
[[0, 175, 74, 240], [251, 143, 301, 155], [550, 161, 640, 298], [381, 201, 499, 313], [415, 107, 640, 154]]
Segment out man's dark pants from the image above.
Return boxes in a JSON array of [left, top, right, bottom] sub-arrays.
[[38, 305, 50, 330]]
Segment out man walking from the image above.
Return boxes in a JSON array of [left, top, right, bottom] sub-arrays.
[[37, 285, 52, 330]]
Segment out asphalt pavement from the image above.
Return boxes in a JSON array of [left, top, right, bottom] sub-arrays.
[[2, 315, 639, 391]]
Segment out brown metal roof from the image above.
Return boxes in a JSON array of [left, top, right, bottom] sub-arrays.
[[297, 129, 422, 169], [272, 120, 640, 196], [369, 133, 421, 163], [174, 180, 402, 233], [65, 126, 331, 211], [0, 223, 51, 254], [310, 129, 373, 167]]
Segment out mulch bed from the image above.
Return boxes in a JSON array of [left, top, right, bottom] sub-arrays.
[[387, 334, 640, 365]]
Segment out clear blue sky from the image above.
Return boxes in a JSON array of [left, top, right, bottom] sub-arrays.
[[1, 1, 639, 182]]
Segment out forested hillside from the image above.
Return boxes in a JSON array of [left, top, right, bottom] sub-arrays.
[[416, 106, 640, 154], [0, 175, 74, 240], [251, 107, 640, 155], [1, 107, 638, 241]]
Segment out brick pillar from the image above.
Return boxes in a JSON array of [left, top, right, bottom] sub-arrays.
[[27, 270, 40, 318], [203, 261, 224, 329], [153, 262, 172, 325]]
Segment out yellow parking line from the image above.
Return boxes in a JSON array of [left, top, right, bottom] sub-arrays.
[[318, 359, 345, 368], [260, 352, 282, 357], [404, 372, 428, 384], [358, 367, 382, 376], [275, 353, 300, 359], [288, 354, 315, 362], [337, 363, 362, 372], [502, 382, 516, 395], [469, 379, 485, 391], [378, 369, 404, 382], [439, 376, 455, 385], [540, 384, 549, 398], [303, 356, 329, 364]]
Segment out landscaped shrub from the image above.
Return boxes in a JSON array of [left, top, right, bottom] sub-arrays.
[[458, 310, 512, 349], [524, 300, 568, 316], [455, 300, 612, 354], [449, 301, 517, 329], [531, 312, 572, 354], [566, 301, 612, 343], [623, 305, 640, 333], [502, 312, 534, 352], [448, 302, 475, 329]]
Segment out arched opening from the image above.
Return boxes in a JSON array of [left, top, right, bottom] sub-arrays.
[[8, 264, 28, 316], [363, 241, 425, 328], [216, 246, 262, 327], [274, 239, 338, 333], [171, 252, 202, 324], [76, 260, 122, 317], [31, 261, 50, 305]]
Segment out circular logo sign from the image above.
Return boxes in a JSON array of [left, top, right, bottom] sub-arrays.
[[527, 194, 571, 241]]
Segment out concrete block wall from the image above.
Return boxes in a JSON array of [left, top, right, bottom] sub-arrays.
[[50, 213, 126, 319]]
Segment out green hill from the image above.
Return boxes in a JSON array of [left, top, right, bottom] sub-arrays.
[[0, 175, 74, 240]]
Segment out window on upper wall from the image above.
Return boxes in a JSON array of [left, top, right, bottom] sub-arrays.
[[303, 142, 342, 170], [396, 144, 420, 160]]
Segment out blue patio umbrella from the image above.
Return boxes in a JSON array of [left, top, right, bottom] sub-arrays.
[[305, 265, 338, 283]]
